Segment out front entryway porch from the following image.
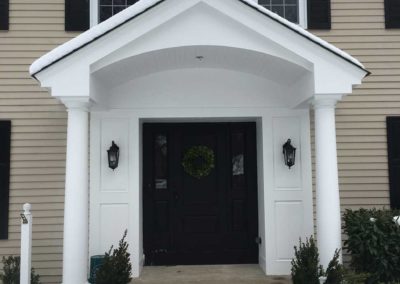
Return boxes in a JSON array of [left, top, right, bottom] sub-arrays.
[[133, 265, 291, 284], [30, 0, 368, 283]]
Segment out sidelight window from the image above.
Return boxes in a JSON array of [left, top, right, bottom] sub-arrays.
[[154, 134, 168, 189], [232, 132, 245, 191]]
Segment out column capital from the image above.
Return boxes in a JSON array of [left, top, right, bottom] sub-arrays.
[[312, 94, 343, 109], [59, 97, 93, 111]]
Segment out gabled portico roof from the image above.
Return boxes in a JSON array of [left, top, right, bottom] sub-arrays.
[[30, 0, 368, 77], [30, 0, 369, 108]]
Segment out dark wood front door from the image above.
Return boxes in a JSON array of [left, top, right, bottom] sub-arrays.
[[143, 123, 258, 265]]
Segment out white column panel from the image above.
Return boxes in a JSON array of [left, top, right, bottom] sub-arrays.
[[275, 201, 304, 259], [99, 204, 129, 252], [273, 117, 302, 189], [265, 113, 313, 275], [89, 116, 134, 273], [100, 119, 129, 192]]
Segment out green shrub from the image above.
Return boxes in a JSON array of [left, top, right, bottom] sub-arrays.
[[291, 236, 323, 284], [291, 237, 370, 284], [343, 208, 400, 283], [95, 230, 132, 284], [325, 250, 345, 284], [0, 256, 41, 284], [342, 270, 370, 284]]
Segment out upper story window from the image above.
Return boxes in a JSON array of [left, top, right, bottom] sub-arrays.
[[90, 0, 137, 26], [258, 0, 307, 27], [259, 0, 298, 23], [90, 0, 307, 28], [99, 0, 138, 22]]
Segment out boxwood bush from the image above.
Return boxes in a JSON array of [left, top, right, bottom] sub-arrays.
[[291, 236, 323, 284], [0, 256, 41, 284], [95, 230, 132, 284], [343, 208, 400, 283], [291, 236, 350, 284]]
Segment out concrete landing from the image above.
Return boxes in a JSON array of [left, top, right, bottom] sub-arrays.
[[133, 265, 292, 284]]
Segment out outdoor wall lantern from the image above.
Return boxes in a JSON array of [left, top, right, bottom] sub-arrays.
[[283, 139, 296, 169], [107, 141, 120, 170]]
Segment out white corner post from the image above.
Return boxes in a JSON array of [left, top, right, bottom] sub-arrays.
[[62, 100, 90, 284], [313, 96, 343, 269], [20, 203, 32, 284]]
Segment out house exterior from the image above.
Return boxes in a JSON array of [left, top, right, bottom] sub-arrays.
[[0, 0, 399, 283]]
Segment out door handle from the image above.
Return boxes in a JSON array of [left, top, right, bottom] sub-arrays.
[[173, 192, 179, 201]]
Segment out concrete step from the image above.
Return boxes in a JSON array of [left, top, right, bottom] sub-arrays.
[[132, 264, 292, 284]]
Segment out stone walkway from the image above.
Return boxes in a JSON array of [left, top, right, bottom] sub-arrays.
[[133, 265, 292, 284]]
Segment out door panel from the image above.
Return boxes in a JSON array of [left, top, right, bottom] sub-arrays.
[[177, 125, 226, 258], [143, 123, 258, 265]]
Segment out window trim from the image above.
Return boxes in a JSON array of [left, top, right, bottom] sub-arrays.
[[90, 0, 99, 27], [90, 0, 307, 27], [298, 0, 308, 28]]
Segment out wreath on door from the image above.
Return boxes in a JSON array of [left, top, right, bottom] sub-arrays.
[[182, 146, 215, 179]]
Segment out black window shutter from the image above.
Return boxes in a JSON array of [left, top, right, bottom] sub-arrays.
[[307, 0, 331, 29], [65, 0, 89, 31], [385, 0, 400, 28], [0, 121, 11, 240], [387, 117, 400, 209], [0, 0, 9, 31]]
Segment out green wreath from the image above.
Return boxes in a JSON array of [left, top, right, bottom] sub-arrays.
[[182, 146, 215, 179]]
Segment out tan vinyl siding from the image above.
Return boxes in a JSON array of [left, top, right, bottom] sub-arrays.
[[0, 0, 77, 282], [311, 0, 399, 211], [310, 0, 400, 264]]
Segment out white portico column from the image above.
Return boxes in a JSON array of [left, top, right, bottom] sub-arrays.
[[313, 97, 343, 269], [62, 100, 90, 284]]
